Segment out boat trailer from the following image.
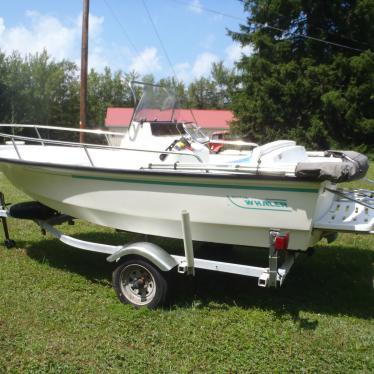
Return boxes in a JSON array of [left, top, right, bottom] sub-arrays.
[[0, 187, 373, 309], [0, 193, 299, 308]]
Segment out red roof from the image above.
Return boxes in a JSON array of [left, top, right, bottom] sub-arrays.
[[105, 108, 134, 127], [105, 108, 233, 129]]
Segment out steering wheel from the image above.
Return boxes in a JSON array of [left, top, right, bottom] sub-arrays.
[[159, 137, 191, 161]]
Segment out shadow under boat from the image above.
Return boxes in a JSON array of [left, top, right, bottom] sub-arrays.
[[19, 229, 374, 321]]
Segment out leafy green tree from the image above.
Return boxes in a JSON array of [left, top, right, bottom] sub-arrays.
[[26, 51, 79, 126], [87, 67, 133, 127], [159, 77, 187, 106], [47, 59, 79, 127], [211, 61, 235, 108], [2, 52, 29, 123], [187, 77, 220, 109], [0, 50, 80, 127], [230, 0, 374, 152], [184, 63, 236, 110], [0, 52, 10, 122]]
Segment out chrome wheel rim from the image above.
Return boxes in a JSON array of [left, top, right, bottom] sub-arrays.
[[120, 264, 156, 306]]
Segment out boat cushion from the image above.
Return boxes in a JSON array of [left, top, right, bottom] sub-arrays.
[[295, 150, 369, 183]]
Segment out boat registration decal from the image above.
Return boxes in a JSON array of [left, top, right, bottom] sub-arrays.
[[228, 196, 292, 212]]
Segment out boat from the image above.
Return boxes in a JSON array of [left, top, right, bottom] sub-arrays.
[[0, 82, 372, 307], [0, 82, 371, 249]]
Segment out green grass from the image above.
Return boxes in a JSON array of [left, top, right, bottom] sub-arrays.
[[0, 168, 373, 373]]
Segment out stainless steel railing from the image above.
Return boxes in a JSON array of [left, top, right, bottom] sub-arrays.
[[0, 124, 203, 166]]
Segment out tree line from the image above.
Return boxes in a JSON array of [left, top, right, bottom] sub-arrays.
[[0, 50, 234, 129]]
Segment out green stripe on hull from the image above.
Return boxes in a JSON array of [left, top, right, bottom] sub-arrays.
[[72, 174, 319, 193]]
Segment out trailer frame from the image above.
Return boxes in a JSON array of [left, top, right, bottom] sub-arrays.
[[0, 196, 298, 307]]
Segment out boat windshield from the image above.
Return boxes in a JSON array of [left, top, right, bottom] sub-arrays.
[[131, 81, 209, 143], [133, 82, 176, 123]]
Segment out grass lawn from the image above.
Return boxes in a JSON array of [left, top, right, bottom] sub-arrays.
[[0, 168, 373, 373]]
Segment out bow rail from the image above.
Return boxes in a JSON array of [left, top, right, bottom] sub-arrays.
[[0, 123, 204, 166]]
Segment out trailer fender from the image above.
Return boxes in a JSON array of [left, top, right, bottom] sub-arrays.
[[106, 242, 179, 272]]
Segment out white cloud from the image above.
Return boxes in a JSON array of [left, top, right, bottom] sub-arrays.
[[188, 0, 203, 14], [0, 12, 77, 60], [0, 11, 106, 71], [0, 11, 254, 80], [174, 52, 221, 82], [174, 62, 191, 82], [175, 43, 254, 83], [75, 12, 104, 39], [129, 47, 161, 75], [0, 18, 5, 35], [87, 45, 110, 73], [192, 52, 219, 78], [174, 43, 253, 83], [225, 42, 253, 66]]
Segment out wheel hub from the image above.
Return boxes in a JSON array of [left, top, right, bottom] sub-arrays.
[[120, 264, 156, 306]]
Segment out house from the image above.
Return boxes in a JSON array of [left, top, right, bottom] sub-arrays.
[[105, 108, 234, 136]]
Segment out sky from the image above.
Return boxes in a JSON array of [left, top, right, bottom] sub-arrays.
[[0, 0, 252, 82]]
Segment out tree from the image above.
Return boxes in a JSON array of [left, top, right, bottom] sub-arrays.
[[229, 0, 374, 153], [211, 61, 235, 107], [26, 51, 79, 126], [158, 77, 187, 106], [0, 52, 10, 121], [87, 67, 133, 127], [47, 59, 79, 127], [0, 50, 80, 127], [2, 52, 29, 123], [187, 77, 220, 109]]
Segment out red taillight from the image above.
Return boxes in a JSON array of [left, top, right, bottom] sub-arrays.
[[274, 232, 289, 251]]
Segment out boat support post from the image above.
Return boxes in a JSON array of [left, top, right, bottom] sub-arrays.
[[0, 192, 15, 248], [178, 210, 195, 275]]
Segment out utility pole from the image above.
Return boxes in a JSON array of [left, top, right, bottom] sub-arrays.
[[80, 0, 89, 143]]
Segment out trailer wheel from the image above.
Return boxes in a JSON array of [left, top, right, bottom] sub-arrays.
[[112, 258, 168, 309]]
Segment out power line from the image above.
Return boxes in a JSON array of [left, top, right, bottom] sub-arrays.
[[167, 0, 364, 53], [236, 0, 365, 52], [103, 0, 153, 74], [141, 0, 178, 79], [168, 0, 244, 22], [256, 22, 364, 52]]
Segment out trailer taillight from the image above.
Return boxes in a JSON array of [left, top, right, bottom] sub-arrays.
[[274, 232, 289, 251]]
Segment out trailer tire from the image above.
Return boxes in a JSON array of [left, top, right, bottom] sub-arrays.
[[112, 258, 168, 309]]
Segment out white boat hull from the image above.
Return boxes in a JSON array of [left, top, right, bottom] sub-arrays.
[[0, 159, 330, 250]]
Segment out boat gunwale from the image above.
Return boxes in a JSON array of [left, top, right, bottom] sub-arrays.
[[0, 156, 322, 192]]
